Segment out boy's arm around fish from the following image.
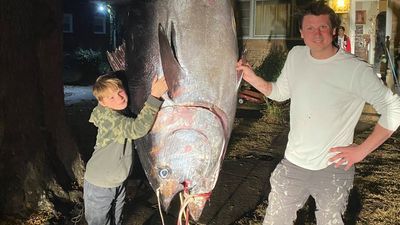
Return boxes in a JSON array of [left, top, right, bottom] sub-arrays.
[[119, 76, 168, 139], [90, 96, 162, 141], [118, 95, 162, 139], [90, 76, 168, 140]]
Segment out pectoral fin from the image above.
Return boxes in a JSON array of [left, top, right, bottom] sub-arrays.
[[158, 24, 184, 99]]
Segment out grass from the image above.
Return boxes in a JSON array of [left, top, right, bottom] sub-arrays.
[[352, 129, 400, 225]]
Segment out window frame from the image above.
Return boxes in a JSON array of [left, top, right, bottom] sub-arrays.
[[93, 14, 107, 34], [238, 0, 297, 40], [63, 13, 73, 33], [253, 0, 290, 38]]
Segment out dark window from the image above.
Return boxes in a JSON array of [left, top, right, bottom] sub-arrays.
[[93, 15, 106, 34], [63, 13, 73, 33]]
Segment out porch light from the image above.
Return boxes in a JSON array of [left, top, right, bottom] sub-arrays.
[[95, 1, 116, 49], [329, 0, 350, 13], [97, 2, 106, 13]]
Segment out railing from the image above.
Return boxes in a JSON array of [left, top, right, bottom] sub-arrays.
[[383, 37, 400, 95]]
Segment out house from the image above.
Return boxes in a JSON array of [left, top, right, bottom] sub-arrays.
[[63, 0, 129, 83], [235, 0, 399, 91], [234, 0, 306, 66], [63, 0, 399, 89], [63, 0, 116, 53]]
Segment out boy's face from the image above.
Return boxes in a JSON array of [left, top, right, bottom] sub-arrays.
[[99, 87, 128, 110]]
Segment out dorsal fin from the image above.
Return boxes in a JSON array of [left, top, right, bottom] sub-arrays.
[[106, 41, 126, 71]]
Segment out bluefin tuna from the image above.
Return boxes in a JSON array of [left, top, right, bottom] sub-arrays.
[[109, 0, 240, 221]]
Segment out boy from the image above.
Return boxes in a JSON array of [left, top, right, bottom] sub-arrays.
[[84, 73, 167, 225]]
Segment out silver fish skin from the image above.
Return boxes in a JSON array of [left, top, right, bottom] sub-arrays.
[[126, 0, 239, 221]]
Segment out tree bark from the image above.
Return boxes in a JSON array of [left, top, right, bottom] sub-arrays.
[[0, 0, 84, 219]]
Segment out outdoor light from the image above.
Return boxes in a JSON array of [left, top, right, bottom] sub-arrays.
[[97, 2, 106, 13], [329, 0, 350, 13], [94, 1, 116, 49]]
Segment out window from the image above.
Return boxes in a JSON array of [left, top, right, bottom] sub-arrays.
[[254, 0, 290, 37], [93, 15, 106, 34], [238, 0, 296, 39], [63, 13, 73, 33], [238, 1, 251, 37]]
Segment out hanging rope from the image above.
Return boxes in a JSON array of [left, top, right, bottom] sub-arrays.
[[177, 181, 211, 225], [155, 183, 211, 225], [156, 188, 166, 225]]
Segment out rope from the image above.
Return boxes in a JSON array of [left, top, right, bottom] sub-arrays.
[[156, 188, 166, 225], [155, 183, 211, 225], [176, 181, 211, 225]]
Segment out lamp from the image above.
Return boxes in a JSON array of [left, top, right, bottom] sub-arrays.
[[329, 0, 350, 13], [96, 2, 107, 13], [96, 2, 116, 49]]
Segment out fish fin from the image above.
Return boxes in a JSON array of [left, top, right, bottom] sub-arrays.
[[158, 24, 184, 99], [106, 41, 126, 71]]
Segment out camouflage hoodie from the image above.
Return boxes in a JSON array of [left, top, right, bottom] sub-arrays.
[[84, 96, 162, 188]]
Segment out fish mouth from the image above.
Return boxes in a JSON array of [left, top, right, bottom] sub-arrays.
[[159, 179, 211, 221], [157, 179, 184, 212]]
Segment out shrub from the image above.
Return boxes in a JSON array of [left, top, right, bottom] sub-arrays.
[[255, 44, 288, 82], [72, 48, 110, 83], [255, 45, 289, 122]]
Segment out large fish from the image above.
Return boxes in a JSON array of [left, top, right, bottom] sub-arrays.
[[115, 0, 240, 221]]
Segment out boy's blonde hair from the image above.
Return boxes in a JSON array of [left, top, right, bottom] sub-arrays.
[[93, 74, 124, 101]]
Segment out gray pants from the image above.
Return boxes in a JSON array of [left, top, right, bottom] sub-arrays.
[[263, 158, 355, 225], [84, 180, 126, 225]]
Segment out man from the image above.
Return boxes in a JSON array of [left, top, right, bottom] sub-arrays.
[[236, 2, 400, 225]]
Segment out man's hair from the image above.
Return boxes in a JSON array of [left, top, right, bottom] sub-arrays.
[[297, 1, 341, 30], [93, 73, 124, 101]]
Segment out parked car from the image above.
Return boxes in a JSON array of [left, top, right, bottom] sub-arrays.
[[237, 88, 266, 110]]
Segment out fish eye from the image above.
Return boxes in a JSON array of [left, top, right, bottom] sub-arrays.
[[159, 168, 169, 179]]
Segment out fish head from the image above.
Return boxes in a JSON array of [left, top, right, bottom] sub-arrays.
[[138, 105, 226, 220]]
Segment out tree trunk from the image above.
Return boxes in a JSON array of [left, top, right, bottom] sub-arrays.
[[0, 0, 84, 220]]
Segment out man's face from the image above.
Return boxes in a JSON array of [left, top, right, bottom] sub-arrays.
[[300, 14, 336, 58], [99, 87, 128, 110]]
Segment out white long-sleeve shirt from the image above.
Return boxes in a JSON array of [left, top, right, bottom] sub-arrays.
[[269, 46, 400, 170]]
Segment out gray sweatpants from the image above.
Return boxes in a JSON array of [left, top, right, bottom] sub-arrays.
[[84, 180, 126, 225], [263, 158, 355, 225]]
